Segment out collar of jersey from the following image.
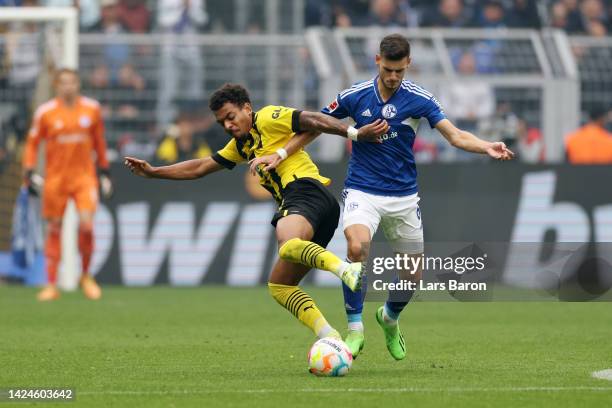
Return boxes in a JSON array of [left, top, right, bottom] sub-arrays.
[[251, 111, 260, 134], [373, 75, 401, 106]]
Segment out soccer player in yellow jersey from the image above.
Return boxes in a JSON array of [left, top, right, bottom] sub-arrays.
[[125, 83, 388, 341]]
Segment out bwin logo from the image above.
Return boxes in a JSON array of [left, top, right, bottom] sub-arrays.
[[504, 171, 612, 295]]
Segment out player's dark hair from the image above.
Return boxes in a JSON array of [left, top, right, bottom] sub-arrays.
[[379, 34, 411, 61], [209, 83, 251, 111]]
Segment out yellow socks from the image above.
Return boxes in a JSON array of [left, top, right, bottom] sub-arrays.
[[268, 283, 339, 339], [278, 238, 348, 277]]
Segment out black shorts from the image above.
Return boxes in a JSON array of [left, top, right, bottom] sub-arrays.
[[271, 178, 340, 247]]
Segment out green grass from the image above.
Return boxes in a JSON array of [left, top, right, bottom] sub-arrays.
[[1, 286, 611, 407]]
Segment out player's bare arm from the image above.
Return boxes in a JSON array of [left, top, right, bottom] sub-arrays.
[[124, 156, 224, 179], [298, 111, 389, 142], [435, 118, 515, 161], [249, 112, 389, 174]]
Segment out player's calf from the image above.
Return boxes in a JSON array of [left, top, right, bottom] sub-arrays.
[[268, 282, 340, 339], [44, 221, 61, 287], [78, 223, 94, 276]]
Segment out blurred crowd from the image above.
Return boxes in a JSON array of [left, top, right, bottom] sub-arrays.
[[307, 0, 612, 36], [0, 0, 610, 170], [0, 0, 607, 36]]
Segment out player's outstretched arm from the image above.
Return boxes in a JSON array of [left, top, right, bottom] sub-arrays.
[[435, 119, 515, 161], [298, 111, 389, 142], [124, 156, 224, 180]]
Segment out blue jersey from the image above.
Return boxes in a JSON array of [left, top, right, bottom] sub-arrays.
[[321, 77, 446, 196]]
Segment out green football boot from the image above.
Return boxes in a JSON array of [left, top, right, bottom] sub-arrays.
[[344, 330, 365, 358], [375, 306, 406, 360]]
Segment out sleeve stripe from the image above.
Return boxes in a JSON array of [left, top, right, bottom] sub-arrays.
[[291, 109, 302, 133], [400, 85, 431, 100], [340, 82, 373, 99], [212, 153, 236, 169], [339, 80, 373, 97]]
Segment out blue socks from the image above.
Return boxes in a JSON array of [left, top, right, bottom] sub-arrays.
[[342, 280, 364, 331], [383, 283, 415, 324], [341, 258, 416, 328]]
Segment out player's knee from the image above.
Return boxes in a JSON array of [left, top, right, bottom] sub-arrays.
[[347, 240, 365, 262], [47, 220, 62, 236], [79, 221, 93, 234]]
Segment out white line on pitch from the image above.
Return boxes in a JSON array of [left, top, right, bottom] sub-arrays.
[[592, 369, 612, 381], [78, 386, 612, 396]]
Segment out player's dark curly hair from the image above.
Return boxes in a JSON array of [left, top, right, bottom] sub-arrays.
[[209, 83, 251, 111], [379, 34, 411, 61]]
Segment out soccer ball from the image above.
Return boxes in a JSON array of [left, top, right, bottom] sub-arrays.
[[307, 337, 353, 377]]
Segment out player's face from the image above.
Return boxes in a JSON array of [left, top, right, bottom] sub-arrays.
[[214, 102, 253, 139], [376, 55, 410, 91], [55, 72, 80, 100]]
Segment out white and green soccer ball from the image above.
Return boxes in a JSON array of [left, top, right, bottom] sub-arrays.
[[307, 337, 353, 377]]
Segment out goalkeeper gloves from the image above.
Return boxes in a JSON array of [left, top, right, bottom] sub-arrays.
[[99, 169, 114, 199], [23, 169, 43, 196]]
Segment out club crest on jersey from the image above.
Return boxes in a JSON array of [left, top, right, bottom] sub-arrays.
[[382, 104, 397, 119], [327, 99, 339, 112], [79, 115, 92, 128]]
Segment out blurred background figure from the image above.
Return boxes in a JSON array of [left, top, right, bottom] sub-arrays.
[[89, 0, 132, 86], [155, 0, 207, 129], [116, 0, 151, 33], [565, 106, 612, 164], [42, 0, 100, 31], [507, 0, 541, 29], [439, 49, 495, 132], [420, 0, 471, 28], [515, 118, 544, 163], [476, 0, 507, 29], [4, 3, 42, 133], [364, 0, 411, 28], [155, 111, 211, 164]]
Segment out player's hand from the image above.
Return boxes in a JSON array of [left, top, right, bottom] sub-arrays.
[[99, 171, 114, 199], [357, 119, 389, 143], [124, 156, 156, 178], [248, 154, 282, 175], [486, 142, 515, 161]]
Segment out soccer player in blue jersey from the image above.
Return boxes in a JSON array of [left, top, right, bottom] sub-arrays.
[[250, 33, 513, 360]]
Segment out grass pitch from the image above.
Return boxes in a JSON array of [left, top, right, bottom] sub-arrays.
[[1, 286, 611, 407]]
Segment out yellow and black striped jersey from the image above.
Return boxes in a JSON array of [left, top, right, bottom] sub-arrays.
[[211, 105, 331, 204]]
